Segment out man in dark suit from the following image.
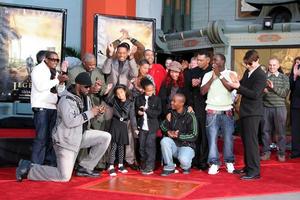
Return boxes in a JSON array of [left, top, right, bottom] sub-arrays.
[[228, 50, 267, 180], [185, 51, 212, 170]]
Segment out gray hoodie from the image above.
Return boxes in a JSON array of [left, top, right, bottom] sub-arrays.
[[52, 89, 94, 152]]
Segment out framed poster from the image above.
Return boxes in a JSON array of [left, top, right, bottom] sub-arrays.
[[0, 3, 67, 103], [94, 14, 156, 66], [236, 0, 260, 19]]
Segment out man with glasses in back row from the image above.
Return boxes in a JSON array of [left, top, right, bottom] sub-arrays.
[[30, 51, 68, 167]]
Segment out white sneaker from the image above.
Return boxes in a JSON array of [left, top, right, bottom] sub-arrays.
[[208, 164, 219, 175], [226, 163, 235, 173]]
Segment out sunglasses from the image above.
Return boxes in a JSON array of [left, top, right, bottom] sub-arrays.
[[84, 85, 91, 89], [47, 57, 60, 63]]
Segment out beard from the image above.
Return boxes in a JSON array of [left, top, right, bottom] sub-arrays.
[[80, 91, 88, 96]]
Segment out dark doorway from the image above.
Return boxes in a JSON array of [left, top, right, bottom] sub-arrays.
[[156, 48, 213, 67], [269, 6, 292, 23]]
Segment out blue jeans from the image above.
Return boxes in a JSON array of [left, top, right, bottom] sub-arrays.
[[206, 112, 234, 165], [160, 137, 195, 170], [31, 108, 57, 166]]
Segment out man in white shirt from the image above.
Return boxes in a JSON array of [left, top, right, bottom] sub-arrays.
[[200, 54, 236, 175], [30, 51, 68, 166]]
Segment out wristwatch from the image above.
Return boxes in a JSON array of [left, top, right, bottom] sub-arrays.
[[219, 75, 224, 79]]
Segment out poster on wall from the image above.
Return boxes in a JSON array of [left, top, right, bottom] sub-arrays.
[[0, 3, 66, 102], [94, 14, 156, 66], [232, 47, 300, 77]]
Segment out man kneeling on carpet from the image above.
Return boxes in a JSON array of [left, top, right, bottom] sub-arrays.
[[160, 93, 198, 176], [16, 72, 111, 182]]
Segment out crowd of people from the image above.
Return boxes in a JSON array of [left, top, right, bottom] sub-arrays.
[[15, 40, 300, 182]]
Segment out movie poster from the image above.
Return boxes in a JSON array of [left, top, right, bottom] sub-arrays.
[[94, 14, 155, 66], [0, 4, 66, 102]]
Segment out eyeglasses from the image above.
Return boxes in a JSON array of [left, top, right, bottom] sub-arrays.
[[243, 62, 252, 67], [47, 57, 60, 63], [84, 85, 91, 89]]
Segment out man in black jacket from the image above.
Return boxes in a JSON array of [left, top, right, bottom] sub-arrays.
[[135, 78, 162, 175], [290, 57, 300, 159], [185, 51, 212, 170], [228, 50, 267, 180], [160, 93, 198, 176]]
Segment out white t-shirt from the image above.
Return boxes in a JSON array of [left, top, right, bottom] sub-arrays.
[[142, 96, 149, 131], [201, 69, 236, 111]]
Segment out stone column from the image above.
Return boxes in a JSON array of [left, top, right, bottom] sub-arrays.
[[174, 0, 183, 32], [162, 0, 172, 33], [184, 0, 191, 31]]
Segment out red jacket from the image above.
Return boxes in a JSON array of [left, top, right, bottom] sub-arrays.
[[148, 63, 167, 95]]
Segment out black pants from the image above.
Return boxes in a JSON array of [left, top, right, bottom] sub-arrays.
[[193, 111, 208, 168], [240, 116, 261, 176], [139, 130, 156, 170], [291, 108, 300, 157]]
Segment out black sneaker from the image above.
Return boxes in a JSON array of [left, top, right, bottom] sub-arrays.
[[141, 169, 154, 175], [109, 168, 117, 176], [118, 166, 128, 173], [182, 168, 191, 174], [127, 163, 139, 171], [197, 163, 209, 171], [161, 169, 175, 176], [16, 159, 32, 182], [76, 166, 100, 177]]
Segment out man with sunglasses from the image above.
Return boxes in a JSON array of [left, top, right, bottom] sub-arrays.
[[30, 51, 68, 167], [228, 50, 267, 180]]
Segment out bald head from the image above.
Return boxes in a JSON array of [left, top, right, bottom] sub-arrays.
[[268, 57, 280, 74], [171, 93, 186, 111], [174, 93, 186, 103]]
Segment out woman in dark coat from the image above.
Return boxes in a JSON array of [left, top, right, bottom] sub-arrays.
[[290, 57, 300, 158]]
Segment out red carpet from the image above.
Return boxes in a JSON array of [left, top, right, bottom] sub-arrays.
[[1, 138, 300, 200]]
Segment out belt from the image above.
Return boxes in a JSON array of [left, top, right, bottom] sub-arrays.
[[113, 116, 128, 122], [207, 109, 233, 116], [32, 107, 45, 112]]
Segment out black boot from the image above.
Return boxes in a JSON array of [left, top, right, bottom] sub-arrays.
[[16, 159, 32, 182], [76, 165, 100, 177]]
